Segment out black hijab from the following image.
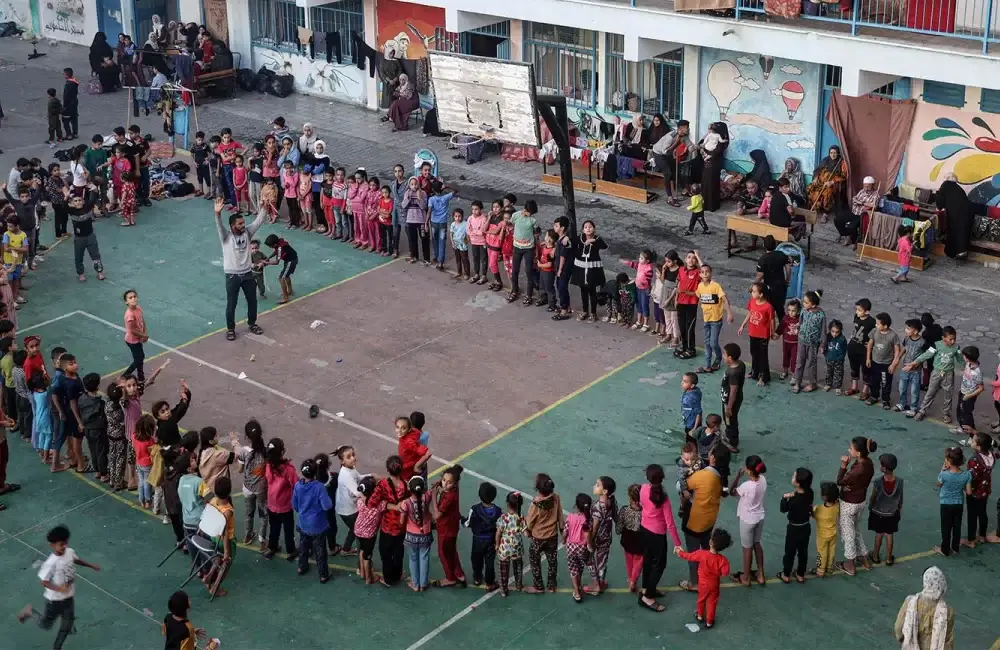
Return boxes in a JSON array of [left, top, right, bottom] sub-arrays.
[[747, 149, 771, 189], [89, 32, 114, 71], [819, 145, 844, 174], [647, 114, 670, 147], [936, 179, 972, 258]]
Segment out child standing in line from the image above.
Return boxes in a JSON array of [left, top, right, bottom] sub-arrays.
[[118, 170, 137, 227], [866, 313, 903, 409], [207, 136, 222, 202], [314, 453, 340, 555], [500, 209, 515, 284], [354, 476, 387, 584], [401, 476, 435, 592], [18, 525, 100, 648], [484, 206, 505, 291], [616, 273, 636, 328], [954, 346, 984, 435], [250, 240, 267, 300], [991, 350, 1000, 435], [203, 477, 236, 597], [674, 528, 732, 628], [895, 319, 925, 415], [297, 166, 314, 231], [684, 183, 709, 235], [378, 185, 394, 256], [658, 252, 681, 347], [792, 290, 826, 394], [936, 446, 972, 557], [190, 132, 210, 197], [564, 493, 593, 603], [396, 415, 432, 482], [330, 168, 350, 241], [524, 473, 564, 594], [262, 234, 298, 305], [812, 482, 840, 577], [280, 160, 300, 229], [622, 250, 656, 332], [777, 299, 801, 381], [319, 170, 336, 240], [132, 414, 156, 508], [536, 230, 556, 310], [103, 382, 126, 489], [231, 155, 249, 214], [364, 177, 382, 254], [235, 419, 268, 550], [263, 437, 299, 561], [908, 325, 963, 422], [964, 433, 994, 547], [78, 373, 107, 483], [433, 465, 467, 587], [824, 320, 847, 394], [30, 372, 52, 464], [335, 445, 365, 556], [721, 343, 746, 451], [868, 453, 903, 566], [681, 372, 703, 435], [349, 169, 369, 249], [739, 282, 775, 386], [449, 208, 470, 278], [696, 264, 733, 371], [248, 143, 264, 211], [495, 491, 526, 597], [465, 481, 501, 589], [778, 468, 813, 584], [587, 476, 618, 594], [845, 298, 876, 399], [891, 225, 913, 284], [729, 455, 768, 586], [293, 458, 333, 583], [467, 201, 488, 285], [616, 484, 644, 593], [13, 350, 31, 445]]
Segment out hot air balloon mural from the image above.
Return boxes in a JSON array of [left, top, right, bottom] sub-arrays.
[[707, 60, 742, 121], [759, 55, 774, 80], [779, 80, 804, 120]]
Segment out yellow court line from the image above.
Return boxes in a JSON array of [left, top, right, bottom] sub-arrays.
[[101, 258, 400, 379], [429, 345, 660, 478]]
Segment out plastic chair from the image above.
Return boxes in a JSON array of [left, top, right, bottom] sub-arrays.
[[179, 505, 227, 592]]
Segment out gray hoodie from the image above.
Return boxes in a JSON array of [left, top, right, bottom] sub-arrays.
[[215, 205, 266, 274]]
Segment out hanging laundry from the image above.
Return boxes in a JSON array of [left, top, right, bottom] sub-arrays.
[[297, 27, 313, 55], [324, 32, 343, 64], [352, 32, 378, 77]]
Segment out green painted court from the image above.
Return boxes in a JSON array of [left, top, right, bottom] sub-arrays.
[[2, 198, 998, 649]]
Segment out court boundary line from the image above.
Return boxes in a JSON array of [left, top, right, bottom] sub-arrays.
[[18, 311, 81, 333], [10, 493, 108, 539]]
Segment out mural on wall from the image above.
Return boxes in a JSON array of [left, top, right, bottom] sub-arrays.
[[375, 0, 445, 59], [42, 0, 86, 42], [253, 47, 365, 105], [204, 0, 228, 43], [905, 102, 1000, 204], [0, 0, 29, 27], [699, 48, 821, 174]]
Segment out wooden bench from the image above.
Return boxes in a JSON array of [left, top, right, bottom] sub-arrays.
[[726, 208, 818, 259], [541, 158, 595, 193], [196, 67, 237, 100]]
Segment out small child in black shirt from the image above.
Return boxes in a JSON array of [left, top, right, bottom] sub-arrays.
[[464, 481, 502, 589], [248, 143, 265, 211], [189, 131, 210, 197], [206, 136, 222, 201], [250, 239, 267, 299], [263, 234, 298, 304], [45, 89, 63, 145], [78, 372, 108, 482]]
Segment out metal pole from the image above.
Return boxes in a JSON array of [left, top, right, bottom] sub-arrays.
[[536, 94, 578, 240]]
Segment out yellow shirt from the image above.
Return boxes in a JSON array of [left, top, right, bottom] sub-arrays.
[[3, 230, 27, 266], [696, 281, 726, 323], [813, 502, 840, 539], [686, 468, 722, 533], [209, 497, 236, 541]]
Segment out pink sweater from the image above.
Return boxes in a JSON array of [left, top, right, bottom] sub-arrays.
[[625, 260, 655, 290], [467, 214, 488, 246], [348, 183, 367, 217], [265, 462, 299, 513], [639, 483, 682, 547], [281, 169, 299, 199]]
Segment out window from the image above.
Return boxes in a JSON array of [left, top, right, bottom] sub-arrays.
[[310, 0, 364, 62], [922, 81, 965, 107], [522, 22, 598, 107], [870, 82, 895, 98], [824, 65, 842, 89], [980, 88, 1000, 114], [604, 34, 683, 119], [249, 0, 304, 49]]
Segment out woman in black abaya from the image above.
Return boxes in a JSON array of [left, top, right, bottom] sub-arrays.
[[701, 122, 730, 212], [936, 174, 972, 259]]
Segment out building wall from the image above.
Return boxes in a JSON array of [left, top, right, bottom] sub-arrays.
[[376, 0, 444, 59], [0, 0, 30, 29], [905, 81, 1000, 205], [41, 0, 93, 45], [251, 45, 369, 106], [698, 47, 821, 175]]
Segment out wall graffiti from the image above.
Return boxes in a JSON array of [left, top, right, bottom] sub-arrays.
[[0, 0, 29, 27], [42, 0, 87, 43], [252, 46, 365, 106]]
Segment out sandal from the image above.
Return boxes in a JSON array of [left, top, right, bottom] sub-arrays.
[[835, 561, 856, 576], [226, 330, 236, 341], [696, 367, 711, 374], [678, 579, 697, 592], [552, 312, 571, 321], [522, 296, 533, 306], [637, 597, 665, 612], [573, 592, 583, 604], [867, 551, 882, 565], [730, 572, 751, 587], [795, 575, 805, 584], [776, 571, 791, 584], [886, 555, 895, 566], [506, 292, 519, 303], [248, 324, 264, 335]]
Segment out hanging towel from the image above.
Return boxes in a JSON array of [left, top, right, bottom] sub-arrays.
[[297, 27, 313, 56], [897, 183, 917, 201]]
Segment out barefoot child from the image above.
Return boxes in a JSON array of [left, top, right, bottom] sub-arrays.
[[674, 528, 732, 628], [729, 455, 767, 586], [868, 453, 903, 565], [262, 234, 298, 305], [495, 490, 526, 597], [564, 493, 593, 603]]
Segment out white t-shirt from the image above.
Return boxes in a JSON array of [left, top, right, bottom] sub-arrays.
[[70, 163, 87, 188], [38, 549, 77, 601], [335, 466, 365, 516], [736, 476, 767, 525]]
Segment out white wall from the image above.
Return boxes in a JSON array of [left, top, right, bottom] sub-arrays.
[[41, 0, 96, 45], [251, 45, 369, 106], [179, 0, 202, 25], [0, 0, 31, 30], [227, 0, 251, 67]]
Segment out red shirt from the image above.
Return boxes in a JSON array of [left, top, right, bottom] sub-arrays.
[[436, 488, 461, 538], [675, 548, 731, 591], [398, 431, 428, 481], [968, 453, 994, 499], [217, 140, 242, 163], [746, 299, 775, 339], [23, 352, 47, 382], [780, 314, 801, 344], [378, 197, 394, 225], [676, 267, 700, 305], [368, 477, 407, 535]]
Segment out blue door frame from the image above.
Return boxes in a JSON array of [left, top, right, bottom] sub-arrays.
[[95, 0, 124, 40]]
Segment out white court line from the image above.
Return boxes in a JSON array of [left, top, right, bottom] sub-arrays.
[[18, 311, 82, 333], [78, 310, 555, 647], [12, 493, 108, 539]]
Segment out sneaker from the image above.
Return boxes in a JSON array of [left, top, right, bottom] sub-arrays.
[[904, 410, 917, 418], [34, 256, 44, 263], [950, 427, 966, 435], [892, 404, 904, 412], [162, 515, 170, 525]]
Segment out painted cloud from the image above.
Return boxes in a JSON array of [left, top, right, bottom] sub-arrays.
[[737, 56, 754, 66], [786, 139, 815, 150], [735, 76, 760, 91], [780, 64, 802, 75]]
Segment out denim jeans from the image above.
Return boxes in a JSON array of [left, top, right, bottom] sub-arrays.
[[703, 320, 723, 367], [431, 222, 448, 263], [137, 465, 152, 503], [408, 542, 431, 588], [897, 370, 921, 410]]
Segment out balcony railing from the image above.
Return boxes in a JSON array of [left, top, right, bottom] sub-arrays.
[[619, 0, 1000, 54]]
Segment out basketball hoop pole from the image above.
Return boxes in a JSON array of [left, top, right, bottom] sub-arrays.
[[537, 95, 577, 240]]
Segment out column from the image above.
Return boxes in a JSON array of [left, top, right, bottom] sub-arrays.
[[682, 44, 700, 135], [363, 0, 377, 110]]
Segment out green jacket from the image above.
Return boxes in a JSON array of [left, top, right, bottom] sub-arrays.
[[913, 342, 963, 373]]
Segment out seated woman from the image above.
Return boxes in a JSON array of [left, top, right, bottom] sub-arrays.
[[387, 74, 420, 132], [615, 114, 647, 159], [96, 56, 121, 93], [806, 145, 847, 223], [835, 175, 879, 248]]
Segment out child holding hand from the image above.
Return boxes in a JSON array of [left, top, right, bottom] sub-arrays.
[[674, 528, 732, 628]]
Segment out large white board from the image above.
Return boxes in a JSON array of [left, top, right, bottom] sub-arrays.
[[428, 52, 541, 148]]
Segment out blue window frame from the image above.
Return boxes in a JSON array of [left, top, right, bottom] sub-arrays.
[[604, 34, 683, 120], [310, 0, 364, 62], [980, 88, 1000, 114], [922, 81, 966, 108], [249, 0, 304, 50], [522, 22, 598, 108]]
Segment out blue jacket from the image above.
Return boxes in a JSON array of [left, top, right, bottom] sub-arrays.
[[825, 334, 847, 362], [465, 502, 501, 540], [681, 387, 703, 431], [293, 479, 333, 535]]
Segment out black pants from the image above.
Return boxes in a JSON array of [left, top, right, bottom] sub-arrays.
[[3, 386, 16, 424], [16, 394, 32, 441], [470, 244, 486, 277], [267, 510, 296, 554], [312, 191, 325, 226], [749, 336, 771, 384], [687, 210, 708, 233], [379, 531, 405, 585], [640, 526, 667, 598], [471, 537, 496, 585], [225, 271, 259, 332], [724, 396, 742, 447], [867, 362, 893, 405], [683, 527, 711, 584], [765, 287, 786, 324], [834, 212, 860, 244], [379, 223, 393, 254], [73, 233, 103, 276], [84, 426, 107, 475], [968, 495, 988, 540], [53, 203, 69, 238], [124, 341, 145, 381], [33, 597, 74, 650], [61, 114, 79, 139], [677, 304, 698, 352], [957, 395, 977, 429], [940, 503, 963, 555], [339, 512, 358, 551], [511, 247, 535, 296], [847, 341, 868, 383], [392, 224, 402, 256], [579, 284, 599, 316], [782, 523, 810, 577], [286, 197, 301, 227], [168, 512, 184, 543], [406, 223, 430, 261]]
